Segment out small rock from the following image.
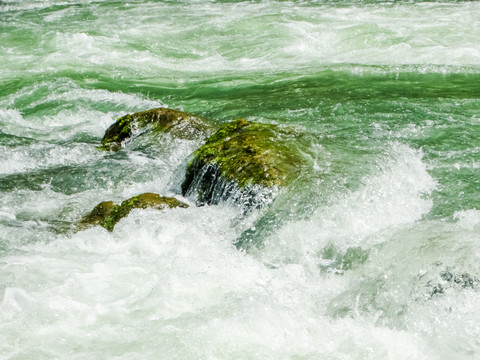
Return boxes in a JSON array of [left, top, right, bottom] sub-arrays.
[[77, 193, 189, 231]]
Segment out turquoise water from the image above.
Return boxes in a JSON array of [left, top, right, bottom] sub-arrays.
[[1, 1, 480, 358]]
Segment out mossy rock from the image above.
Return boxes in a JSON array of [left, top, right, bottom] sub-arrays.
[[78, 193, 189, 231], [77, 201, 115, 230], [181, 118, 303, 206], [101, 107, 214, 151]]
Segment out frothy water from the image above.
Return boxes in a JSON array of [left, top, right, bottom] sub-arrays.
[[2, 0, 480, 359]]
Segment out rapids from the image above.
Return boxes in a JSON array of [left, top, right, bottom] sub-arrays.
[[1, 0, 480, 359]]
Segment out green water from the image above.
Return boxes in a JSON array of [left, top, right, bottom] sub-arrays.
[[1, 1, 480, 359]]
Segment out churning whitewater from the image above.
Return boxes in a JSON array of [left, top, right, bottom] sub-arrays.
[[1, 0, 480, 359]]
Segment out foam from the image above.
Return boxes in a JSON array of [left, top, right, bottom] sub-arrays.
[[2, 1, 480, 358], [3, 1, 480, 84], [0, 203, 439, 359], [259, 143, 435, 270]]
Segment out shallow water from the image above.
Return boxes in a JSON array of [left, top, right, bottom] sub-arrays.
[[1, 1, 480, 359]]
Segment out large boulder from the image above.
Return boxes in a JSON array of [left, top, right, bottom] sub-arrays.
[[78, 193, 189, 231], [100, 107, 214, 151], [181, 118, 303, 207]]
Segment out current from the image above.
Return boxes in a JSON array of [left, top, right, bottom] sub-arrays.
[[1, 1, 480, 359]]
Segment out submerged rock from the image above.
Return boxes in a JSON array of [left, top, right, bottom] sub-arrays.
[[181, 118, 303, 207], [78, 193, 189, 231], [100, 107, 214, 151], [318, 244, 370, 273], [425, 269, 479, 299]]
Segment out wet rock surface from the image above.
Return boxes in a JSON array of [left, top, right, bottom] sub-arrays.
[[101, 107, 214, 151], [181, 118, 303, 207], [78, 193, 189, 231]]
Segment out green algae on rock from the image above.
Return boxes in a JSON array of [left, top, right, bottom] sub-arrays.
[[100, 107, 214, 151], [77, 201, 116, 230], [181, 118, 303, 206], [78, 193, 189, 231]]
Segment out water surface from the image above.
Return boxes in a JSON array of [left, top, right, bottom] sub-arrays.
[[1, 1, 480, 359]]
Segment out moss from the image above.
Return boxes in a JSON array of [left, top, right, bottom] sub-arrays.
[[100, 108, 214, 151], [100, 114, 135, 151], [77, 201, 115, 229], [182, 119, 303, 205], [78, 193, 189, 231]]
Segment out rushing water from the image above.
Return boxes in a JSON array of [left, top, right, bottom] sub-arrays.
[[1, 0, 480, 358]]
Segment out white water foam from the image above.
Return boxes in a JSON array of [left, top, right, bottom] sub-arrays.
[[282, 3, 480, 67], [0, 202, 440, 359], [0, 80, 171, 176], [326, 212, 480, 358], [4, 1, 480, 82], [259, 143, 435, 269], [0, 80, 164, 140], [2, 1, 480, 358]]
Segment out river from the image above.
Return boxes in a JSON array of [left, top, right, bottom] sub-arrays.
[[1, 1, 480, 358]]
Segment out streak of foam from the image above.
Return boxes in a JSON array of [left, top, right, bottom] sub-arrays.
[[0, 80, 164, 141], [4, 1, 480, 82], [0, 142, 99, 175]]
